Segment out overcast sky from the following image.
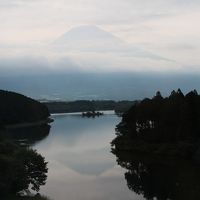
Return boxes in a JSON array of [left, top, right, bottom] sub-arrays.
[[0, 0, 200, 73]]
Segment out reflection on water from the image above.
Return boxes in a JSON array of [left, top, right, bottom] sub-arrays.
[[34, 114, 144, 200], [112, 149, 200, 200], [5, 113, 200, 200], [4, 124, 50, 146]]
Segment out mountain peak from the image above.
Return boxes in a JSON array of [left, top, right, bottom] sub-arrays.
[[54, 25, 122, 44], [67, 25, 104, 33]]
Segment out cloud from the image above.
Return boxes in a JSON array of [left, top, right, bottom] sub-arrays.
[[0, 0, 200, 73]]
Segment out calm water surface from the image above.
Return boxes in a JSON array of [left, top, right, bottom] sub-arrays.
[[34, 113, 144, 200]]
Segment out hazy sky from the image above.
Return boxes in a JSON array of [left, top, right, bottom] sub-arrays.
[[0, 0, 200, 73]]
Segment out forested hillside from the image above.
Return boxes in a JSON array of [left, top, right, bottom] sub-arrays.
[[112, 89, 200, 158], [0, 90, 50, 198], [0, 90, 50, 126], [44, 100, 135, 114]]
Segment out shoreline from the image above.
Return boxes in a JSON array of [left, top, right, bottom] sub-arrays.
[[51, 110, 116, 116], [111, 136, 198, 159], [4, 118, 54, 129]]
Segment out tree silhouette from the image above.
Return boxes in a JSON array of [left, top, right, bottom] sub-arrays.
[[0, 140, 48, 195], [119, 89, 200, 142]]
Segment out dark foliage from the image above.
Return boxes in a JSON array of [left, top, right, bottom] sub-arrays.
[[44, 100, 135, 114], [0, 90, 50, 126], [4, 124, 50, 146], [82, 111, 103, 118], [0, 90, 49, 198], [120, 89, 200, 142], [2, 194, 50, 200], [0, 139, 48, 196], [112, 151, 200, 200]]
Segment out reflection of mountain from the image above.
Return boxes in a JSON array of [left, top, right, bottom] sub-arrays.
[[4, 124, 51, 146], [58, 147, 115, 176], [112, 151, 200, 200], [35, 114, 120, 177]]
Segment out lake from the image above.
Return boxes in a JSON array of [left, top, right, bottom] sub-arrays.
[[33, 112, 144, 200], [5, 111, 200, 200]]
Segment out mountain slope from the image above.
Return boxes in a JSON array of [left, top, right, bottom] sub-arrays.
[[52, 25, 125, 52], [54, 25, 122, 43], [51, 25, 174, 68]]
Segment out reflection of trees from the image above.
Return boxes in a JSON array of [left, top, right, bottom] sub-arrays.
[[111, 89, 200, 199], [4, 124, 51, 145], [112, 150, 200, 200]]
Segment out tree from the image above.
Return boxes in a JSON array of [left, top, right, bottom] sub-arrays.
[[0, 140, 48, 195], [118, 89, 200, 142], [16, 148, 48, 192], [153, 91, 163, 100]]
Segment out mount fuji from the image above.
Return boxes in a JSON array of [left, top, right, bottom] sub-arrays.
[[52, 25, 169, 60], [48, 25, 177, 72], [53, 25, 124, 51]]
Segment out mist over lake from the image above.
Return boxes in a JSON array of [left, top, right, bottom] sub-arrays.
[[1, 72, 200, 101]]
